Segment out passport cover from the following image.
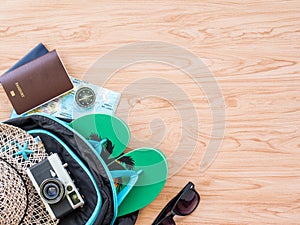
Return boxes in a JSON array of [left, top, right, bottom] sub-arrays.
[[5, 43, 49, 74], [0, 50, 73, 114]]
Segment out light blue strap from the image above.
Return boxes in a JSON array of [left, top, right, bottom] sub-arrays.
[[88, 139, 107, 155], [110, 170, 143, 206]]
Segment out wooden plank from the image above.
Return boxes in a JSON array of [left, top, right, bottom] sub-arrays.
[[0, 1, 299, 224]]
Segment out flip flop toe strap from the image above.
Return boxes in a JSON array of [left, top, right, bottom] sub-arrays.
[[110, 170, 143, 206]]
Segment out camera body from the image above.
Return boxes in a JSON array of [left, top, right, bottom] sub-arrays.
[[27, 153, 84, 219]]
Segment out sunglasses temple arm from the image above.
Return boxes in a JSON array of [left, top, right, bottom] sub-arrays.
[[152, 182, 196, 225], [152, 190, 184, 225]]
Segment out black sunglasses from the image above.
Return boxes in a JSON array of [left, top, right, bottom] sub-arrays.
[[152, 182, 200, 225]]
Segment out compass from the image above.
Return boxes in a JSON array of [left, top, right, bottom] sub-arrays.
[[75, 87, 96, 108]]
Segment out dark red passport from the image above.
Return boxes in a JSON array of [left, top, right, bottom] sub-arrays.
[[0, 50, 73, 114]]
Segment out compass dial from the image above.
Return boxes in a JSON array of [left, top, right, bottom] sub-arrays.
[[75, 87, 96, 108]]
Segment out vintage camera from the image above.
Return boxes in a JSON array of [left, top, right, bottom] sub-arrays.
[[27, 153, 84, 219]]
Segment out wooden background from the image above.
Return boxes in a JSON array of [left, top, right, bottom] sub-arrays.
[[0, 1, 300, 224]]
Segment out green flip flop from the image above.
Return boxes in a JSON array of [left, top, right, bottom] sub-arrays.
[[110, 147, 168, 217], [69, 114, 130, 159], [69, 114, 168, 217]]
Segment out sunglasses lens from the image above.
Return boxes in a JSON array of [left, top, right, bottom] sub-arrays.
[[175, 189, 200, 215], [158, 216, 175, 225]]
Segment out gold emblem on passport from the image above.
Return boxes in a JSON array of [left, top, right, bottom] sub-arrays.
[[15, 82, 25, 98]]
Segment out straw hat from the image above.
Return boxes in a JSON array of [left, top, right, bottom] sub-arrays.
[[0, 123, 58, 225]]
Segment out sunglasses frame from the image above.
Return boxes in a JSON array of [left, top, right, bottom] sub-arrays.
[[152, 182, 200, 225]]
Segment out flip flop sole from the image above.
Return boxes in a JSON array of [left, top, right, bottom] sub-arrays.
[[112, 148, 168, 217], [69, 114, 130, 158]]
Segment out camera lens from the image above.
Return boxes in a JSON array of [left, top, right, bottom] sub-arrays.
[[40, 178, 65, 204], [44, 183, 59, 199]]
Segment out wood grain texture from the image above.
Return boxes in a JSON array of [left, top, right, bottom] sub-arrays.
[[0, 0, 300, 224]]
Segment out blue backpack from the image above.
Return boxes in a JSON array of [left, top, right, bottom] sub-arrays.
[[4, 113, 139, 225]]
